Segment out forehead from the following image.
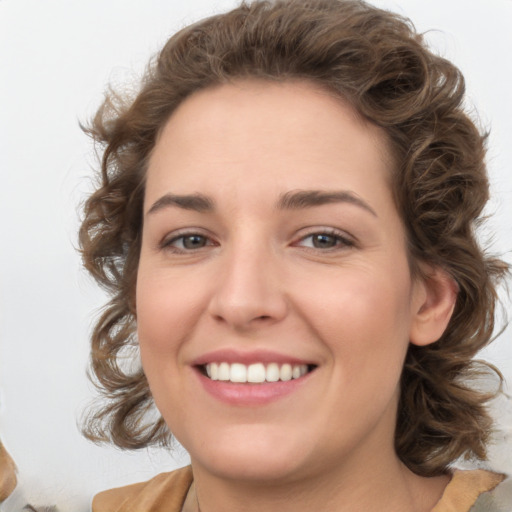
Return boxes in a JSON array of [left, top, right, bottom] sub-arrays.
[[146, 79, 394, 207]]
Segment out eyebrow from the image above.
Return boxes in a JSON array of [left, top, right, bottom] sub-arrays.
[[146, 189, 377, 217], [277, 190, 377, 217], [147, 193, 214, 215]]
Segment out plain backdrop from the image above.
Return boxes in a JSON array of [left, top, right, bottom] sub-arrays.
[[1, 0, 511, 510]]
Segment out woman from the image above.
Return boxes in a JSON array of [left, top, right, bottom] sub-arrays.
[[80, 0, 510, 510]]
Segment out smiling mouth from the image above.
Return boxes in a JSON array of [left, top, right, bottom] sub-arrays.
[[199, 362, 316, 384]]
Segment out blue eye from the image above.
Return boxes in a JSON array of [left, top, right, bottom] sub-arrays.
[[310, 233, 339, 249], [298, 231, 353, 250]]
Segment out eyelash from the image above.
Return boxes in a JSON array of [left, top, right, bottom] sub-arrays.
[[161, 228, 355, 254], [161, 230, 216, 253], [294, 229, 355, 251]]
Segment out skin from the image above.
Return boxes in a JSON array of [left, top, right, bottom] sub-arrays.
[[136, 80, 456, 512]]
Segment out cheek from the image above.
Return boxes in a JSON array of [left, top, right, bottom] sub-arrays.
[[136, 277, 190, 401], [295, 267, 413, 382], [135, 271, 197, 416], [136, 268, 204, 357]]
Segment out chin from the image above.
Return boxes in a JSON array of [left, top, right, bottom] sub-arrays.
[[187, 427, 312, 483], [200, 452, 305, 484]]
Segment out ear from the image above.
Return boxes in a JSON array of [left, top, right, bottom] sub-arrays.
[[409, 266, 458, 347]]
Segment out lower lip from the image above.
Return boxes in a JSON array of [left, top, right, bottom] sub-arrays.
[[195, 369, 311, 406]]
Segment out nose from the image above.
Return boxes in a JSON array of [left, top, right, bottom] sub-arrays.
[[207, 242, 288, 330]]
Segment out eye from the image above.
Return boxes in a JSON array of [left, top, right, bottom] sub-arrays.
[[296, 230, 354, 250], [162, 232, 214, 252]]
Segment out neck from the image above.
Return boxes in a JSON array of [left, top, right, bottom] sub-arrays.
[[187, 448, 448, 512], [184, 398, 449, 512]]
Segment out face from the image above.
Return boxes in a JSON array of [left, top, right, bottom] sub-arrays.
[[136, 80, 428, 484]]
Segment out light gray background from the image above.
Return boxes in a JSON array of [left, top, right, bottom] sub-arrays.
[[1, 0, 511, 510]]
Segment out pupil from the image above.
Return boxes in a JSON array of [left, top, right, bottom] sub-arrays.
[[183, 235, 205, 249], [313, 234, 336, 248]]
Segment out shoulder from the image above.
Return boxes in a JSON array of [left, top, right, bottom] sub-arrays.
[[92, 465, 193, 512], [432, 469, 510, 512]]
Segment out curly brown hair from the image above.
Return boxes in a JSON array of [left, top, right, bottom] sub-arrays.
[[79, 0, 508, 476]]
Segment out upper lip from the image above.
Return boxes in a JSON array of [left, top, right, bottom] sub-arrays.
[[191, 349, 316, 367]]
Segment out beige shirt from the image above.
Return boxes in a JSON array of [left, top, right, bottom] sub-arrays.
[[92, 466, 507, 512], [0, 441, 17, 503]]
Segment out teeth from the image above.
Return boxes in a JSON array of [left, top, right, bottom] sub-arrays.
[[247, 363, 266, 383], [266, 363, 280, 382], [218, 362, 230, 381], [280, 363, 292, 381], [204, 362, 309, 383], [230, 363, 247, 383]]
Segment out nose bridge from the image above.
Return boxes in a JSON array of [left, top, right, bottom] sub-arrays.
[[208, 229, 287, 328]]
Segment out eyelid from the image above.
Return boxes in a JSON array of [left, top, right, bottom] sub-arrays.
[[292, 227, 357, 250], [160, 228, 217, 252], [158, 226, 356, 253]]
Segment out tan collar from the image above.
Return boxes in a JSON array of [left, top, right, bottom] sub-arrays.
[[0, 441, 17, 502], [431, 469, 505, 512]]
